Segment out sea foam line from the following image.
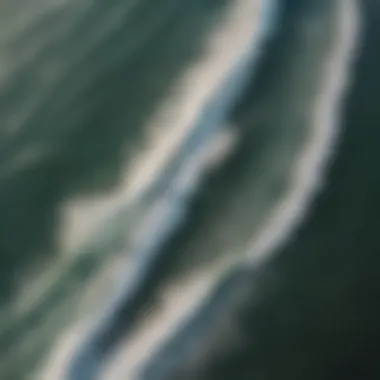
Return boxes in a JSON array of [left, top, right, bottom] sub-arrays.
[[36, 1, 279, 380], [243, 0, 362, 266], [14, 0, 261, 320], [65, 1, 279, 379], [129, 2, 363, 378]]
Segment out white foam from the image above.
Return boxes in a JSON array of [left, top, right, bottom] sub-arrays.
[[35, 1, 272, 379], [12, 0, 264, 321], [59, 0, 264, 254], [244, 0, 362, 265], [108, 2, 362, 378]]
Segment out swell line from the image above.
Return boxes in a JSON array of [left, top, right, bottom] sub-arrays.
[[41, 1, 281, 380], [244, 0, 362, 266]]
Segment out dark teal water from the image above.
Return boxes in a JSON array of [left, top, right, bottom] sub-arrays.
[[1, 1, 380, 379]]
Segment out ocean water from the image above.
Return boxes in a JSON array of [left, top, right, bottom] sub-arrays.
[[0, 0, 379, 379]]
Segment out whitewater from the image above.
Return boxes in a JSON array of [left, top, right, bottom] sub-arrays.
[[0, 0, 362, 379]]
